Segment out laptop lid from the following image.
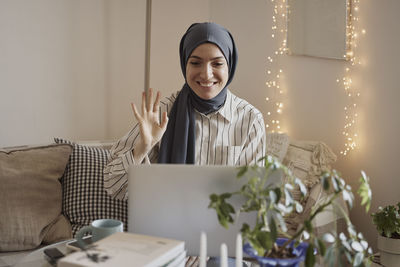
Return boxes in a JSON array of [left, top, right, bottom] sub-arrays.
[[127, 164, 257, 257]]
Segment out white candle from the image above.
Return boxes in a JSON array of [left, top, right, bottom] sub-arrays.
[[236, 233, 243, 267], [220, 243, 228, 267], [199, 232, 207, 267]]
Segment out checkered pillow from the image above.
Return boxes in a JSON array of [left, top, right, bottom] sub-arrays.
[[54, 138, 127, 236]]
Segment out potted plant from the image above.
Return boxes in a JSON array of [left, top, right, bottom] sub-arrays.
[[371, 202, 400, 266], [209, 156, 373, 267]]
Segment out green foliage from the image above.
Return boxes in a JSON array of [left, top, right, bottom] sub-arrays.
[[208, 156, 374, 267], [371, 202, 400, 238], [358, 171, 372, 212]]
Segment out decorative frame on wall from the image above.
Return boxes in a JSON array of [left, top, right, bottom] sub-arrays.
[[286, 0, 350, 60]]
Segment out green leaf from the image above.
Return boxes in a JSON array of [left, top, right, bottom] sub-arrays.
[[221, 202, 235, 215], [248, 238, 265, 256], [269, 190, 277, 204], [305, 244, 315, 267], [321, 175, 330, 191], [274, 188, 281, 203], [257, 231, 273, 251], [344, 250, 352, 263], [274, 212, 288, 233], [324, 246, 335, 267], [217, 213, 229, 229], [357, 173, 372, 212], [240, 223, 250, 234], [322, 233, 335, 243], [220, 193, 232, 199], [351, 241, 363, 252], [268, 216, 277, 241], [305, 220, 313, 233], [348, 225, 357, 237], [295, 178, 307, 196], [343, 190, 353, 209], [284, 188, 293, 206], [237, 166, 248, 177], [295, 202, 304, 213], [353, 252, 364, 266], [331, 176, 340, 192], [302, 231, 310, 240], [209, 194, 218, 202], [316, 238, 326, 256], [249, 177, 259, 191]]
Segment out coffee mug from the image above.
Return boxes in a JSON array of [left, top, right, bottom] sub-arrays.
[[75, 219, 123, 249]]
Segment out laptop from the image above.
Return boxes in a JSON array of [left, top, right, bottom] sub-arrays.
[[127, 164, 257, 257]]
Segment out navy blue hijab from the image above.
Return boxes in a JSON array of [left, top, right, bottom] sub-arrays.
[[158, 22, 238, 164]]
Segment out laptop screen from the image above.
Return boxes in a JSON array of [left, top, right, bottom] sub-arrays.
[[127, 164, 257, 257]]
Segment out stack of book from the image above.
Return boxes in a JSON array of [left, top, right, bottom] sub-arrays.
[[58, 232, 185, 267]]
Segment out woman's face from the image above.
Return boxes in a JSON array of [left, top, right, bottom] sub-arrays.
[[186, 43, 229, 100]]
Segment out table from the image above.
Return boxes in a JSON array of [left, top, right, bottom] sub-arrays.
[[13, 239, 72, 267]]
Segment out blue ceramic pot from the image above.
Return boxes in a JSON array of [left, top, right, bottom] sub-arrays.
[[243, 238, 309, 267]]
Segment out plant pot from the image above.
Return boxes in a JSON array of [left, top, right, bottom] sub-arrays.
[[243, 238, 309, 267], [377, 235, 400, 267]]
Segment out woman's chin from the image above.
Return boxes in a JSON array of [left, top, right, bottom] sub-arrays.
[[192, 87, 221, 100]]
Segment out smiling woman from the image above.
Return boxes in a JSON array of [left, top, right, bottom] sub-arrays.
[[103, 22, 267, 200], [185, 43, 229, 100]]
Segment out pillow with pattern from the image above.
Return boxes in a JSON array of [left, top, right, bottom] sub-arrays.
[[54, 138, 127, 236]]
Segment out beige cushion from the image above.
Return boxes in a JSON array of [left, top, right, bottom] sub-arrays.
[[283, 140, 337, 189], [0, 144, 73, 251], [265, 132, 290, 162], [282, 140, 337, 234]]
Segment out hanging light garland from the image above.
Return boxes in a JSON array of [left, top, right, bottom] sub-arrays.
[[265, 0, 287, 133], [265, 0, 365, 156], [339, 0, 365, 156]]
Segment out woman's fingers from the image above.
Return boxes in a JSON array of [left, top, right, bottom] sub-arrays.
[[131, 103, 141, 121], [153, 91, 161, 113], [141, 91, 146, 115], [160, 111, 168, 129], [136, 89, 164, 122], [146, 88, 153, 112]]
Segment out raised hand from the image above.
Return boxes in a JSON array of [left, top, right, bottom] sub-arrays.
[[131, 88, 168, 162]]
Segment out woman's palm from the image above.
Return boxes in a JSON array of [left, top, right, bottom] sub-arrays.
[[131, 89, 168, 150]]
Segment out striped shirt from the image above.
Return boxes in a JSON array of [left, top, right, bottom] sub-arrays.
[[104, 90, 266, 200]]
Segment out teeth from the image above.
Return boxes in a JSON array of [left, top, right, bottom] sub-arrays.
[[199, 82, 214, 87]]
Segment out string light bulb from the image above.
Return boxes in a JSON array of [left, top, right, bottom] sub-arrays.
[[340, 0, 364, 156], [265, 0, 287, 133]]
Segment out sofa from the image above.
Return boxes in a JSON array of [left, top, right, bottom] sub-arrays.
[[0, 134, 344, 266]]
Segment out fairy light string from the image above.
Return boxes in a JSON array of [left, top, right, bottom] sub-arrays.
[[339, 0, 365, 156], [265, 0, 287, 133], [265, 0, 365, 156]]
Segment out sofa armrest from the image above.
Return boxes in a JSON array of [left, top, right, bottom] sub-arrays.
[[75, 140, 115, 150]]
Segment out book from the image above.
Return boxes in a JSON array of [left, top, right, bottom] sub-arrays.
[[57, 232, 185, 267]]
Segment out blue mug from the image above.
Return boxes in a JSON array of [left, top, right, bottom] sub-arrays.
[[75, 219, 123, 249]]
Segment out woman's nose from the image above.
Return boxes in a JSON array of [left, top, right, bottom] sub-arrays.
[[200, 64, 213, 79]]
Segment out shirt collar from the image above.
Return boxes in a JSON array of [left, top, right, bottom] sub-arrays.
[[215, 90, 233, 122]]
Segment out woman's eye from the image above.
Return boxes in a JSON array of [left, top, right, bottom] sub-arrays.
[[213, 62, 225, 67], [189, 61, 200, 66]]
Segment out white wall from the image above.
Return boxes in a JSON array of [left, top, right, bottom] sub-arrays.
[[149, 0, 211, 97], [0, 0, 109, 146], [105, 0, 147, 140], [0, 0, 147, 146]]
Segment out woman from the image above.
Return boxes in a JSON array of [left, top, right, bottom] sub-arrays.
[[104, 22, 266, 200]]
